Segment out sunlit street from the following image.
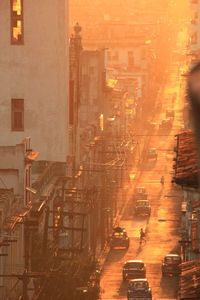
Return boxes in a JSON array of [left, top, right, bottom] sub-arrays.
[[1, 1, 200, 300]]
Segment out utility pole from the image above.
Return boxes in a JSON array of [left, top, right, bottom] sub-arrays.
[[100, 137, 106, 249], [69, 23, 82, 179]]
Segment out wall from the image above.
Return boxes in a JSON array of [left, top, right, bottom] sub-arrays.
[[0, 221, 24, 299], [0, 143, 25, 196], [105, 46, 148, 71], [80, 49, 105, 127], [0, 0, 69, 162]]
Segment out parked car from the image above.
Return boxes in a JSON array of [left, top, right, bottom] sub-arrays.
[[127, 279, 152, 300], [134, 200, 151, 217], [133, 186, 148, 200], [162, 254, 181, 276], [147, 148, 158, 160], [147, 121, 157, 130], [159, 118, 173, 130], [110, 227, 130, 249], [122, 260, 146, 281], [166, 109, 175, 119]]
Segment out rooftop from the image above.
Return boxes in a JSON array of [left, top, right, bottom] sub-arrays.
[[174, 130, 198, 188], [179, 260, 200, 299]]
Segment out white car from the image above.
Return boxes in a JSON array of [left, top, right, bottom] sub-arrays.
[[147, 148, 158, 160], [133, 187, 148, 200]]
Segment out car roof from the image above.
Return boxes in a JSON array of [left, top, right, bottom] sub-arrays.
[[125, 260, 144, 264], [165, 254, 180, 258], [136, 199, 149, 202], [136, 200, 150, 204], [136, 186, 145, 189], [129, 278, 148, 283], [113, 226, 125, 230]]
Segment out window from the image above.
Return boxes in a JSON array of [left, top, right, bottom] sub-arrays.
[[191, 32, 198, 44], [11, 0, 24, 45], [11, 99, 24, 131], [128, 51, 134, 67], [89, 66, 95, 75], [107, 51, 112, 61], [191, 11, 198, 24], [112, 51, 119, 61]]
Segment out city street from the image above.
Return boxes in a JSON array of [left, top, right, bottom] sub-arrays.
[[100, 49, 186, 299], [1, 1, 196, 300]]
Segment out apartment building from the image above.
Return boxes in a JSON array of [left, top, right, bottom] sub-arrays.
[[0, 0, 69, 162], [190, 0, 200, 59]]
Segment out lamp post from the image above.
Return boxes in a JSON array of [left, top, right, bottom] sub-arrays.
[[69, 23, 83, 179]]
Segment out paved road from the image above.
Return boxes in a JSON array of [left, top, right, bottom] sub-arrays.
[[100, 49, 186, 299]]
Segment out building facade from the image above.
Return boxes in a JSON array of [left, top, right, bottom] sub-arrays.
[[189, 0, 200, 59], [0, 0, 69, 162]]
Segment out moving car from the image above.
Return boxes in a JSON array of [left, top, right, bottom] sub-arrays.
[[133, 187, 148, 200], [110, 227, 130, 249], [162, 254, 181, 276], [122, 260, 146, 281], [159, 118, 173, 130], [147, 148, 158, 160], [134, 200, 151, 217], [127, 279, 152, 300]]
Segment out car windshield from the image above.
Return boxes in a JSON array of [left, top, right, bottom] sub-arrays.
[[125, 262, 144, 269], [113, 232, 125, 237], [136, 201, 149, 206], [165, 256, 180, 263], [113, 227, 124, 233], [136, 187, 145, 193], [129, 281, 148, 289]]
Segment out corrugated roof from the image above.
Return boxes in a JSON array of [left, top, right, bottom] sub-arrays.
[[174, 130, 198, 188], [179, 260, 200, 299]]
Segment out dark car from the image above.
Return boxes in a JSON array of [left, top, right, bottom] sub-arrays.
[[159, 118, 173, 130], [134, 200, 151, 217], [133, 187, 148, 200], [122, 260, 146, 281], [127, 279, 152, 300], [162, 254, 181, 276], [110, 227, 130, 249]]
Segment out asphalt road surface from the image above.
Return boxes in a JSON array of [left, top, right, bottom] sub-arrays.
[[100, 43, 186, 300]]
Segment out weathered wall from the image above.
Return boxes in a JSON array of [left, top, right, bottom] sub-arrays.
[[0, 143, 25, 195], [0, 0, 69, 162]]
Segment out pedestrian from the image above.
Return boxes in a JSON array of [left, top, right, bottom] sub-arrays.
[[140, 228, 146, 244], [160, 175, 165, 185]]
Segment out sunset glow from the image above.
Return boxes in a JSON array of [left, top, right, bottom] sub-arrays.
[[0, 1, 199, 299]]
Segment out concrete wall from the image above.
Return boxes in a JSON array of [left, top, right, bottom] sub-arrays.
[[0, 0, 69, 162], [0, 143, 25, 195], [80, 50, 105, 127]]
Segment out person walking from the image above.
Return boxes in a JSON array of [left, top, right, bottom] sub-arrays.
[[140, 228, 146, 244], [160, 175, 165, 185]]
